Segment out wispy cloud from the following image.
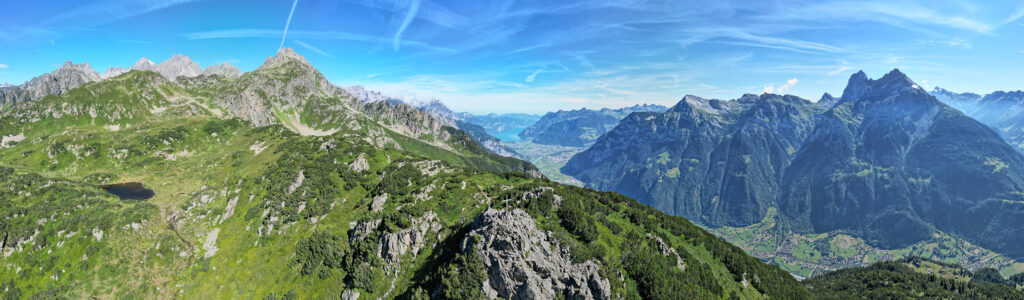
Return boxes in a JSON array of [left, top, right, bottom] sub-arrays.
[[294, 40, 330, 57], [393, 0, 422, 51], [525, 67, 544, 83], [47, 0, 207, 26], [113, 39, 151, 45], [691, 27, 847, 54], [1001, 5, 1024, 26], [183, 29, 455, 53], [280, 0, 299, 51], [916, 38, 972, 49], [0, 64, 8, 69]]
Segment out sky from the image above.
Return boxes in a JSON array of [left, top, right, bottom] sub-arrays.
[[1, 0, 1023, 114]]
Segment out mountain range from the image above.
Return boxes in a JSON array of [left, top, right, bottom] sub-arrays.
[[564, 69, 1024, 266], [519, 104, 668, 147], [932, 87, 1024, 151], [0, 55, 242, 111]]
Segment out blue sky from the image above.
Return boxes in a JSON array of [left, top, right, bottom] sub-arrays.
[[1, 0, 1023, 114]]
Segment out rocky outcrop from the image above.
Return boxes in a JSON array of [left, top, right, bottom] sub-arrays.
[[203, 62, 242, 78], [378, 212, 440, 265], [461, 208, 611, 299]]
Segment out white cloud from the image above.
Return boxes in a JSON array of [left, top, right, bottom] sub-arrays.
[[763, 78, 798, 94], [0, 64, 8, 69], [525, 67, 544, 83], [828, 66, 852, 76]]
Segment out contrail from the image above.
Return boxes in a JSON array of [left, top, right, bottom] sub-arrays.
[[279, 0, 299, 51], [393, 0, 422, 51]]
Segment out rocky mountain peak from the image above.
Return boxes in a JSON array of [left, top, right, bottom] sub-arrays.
[[157, 54, 202, 79], [58, 61, 98, 74], [840, 69, 927, 103], [260, 47, 311, 69], [131, 57, 158, 71], [840, 70, 871, 102], [876, 68, 917, 89], [818, 92, 838, 107]]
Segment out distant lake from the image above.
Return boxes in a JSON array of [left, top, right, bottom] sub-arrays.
[[101, 182, 155, 200]]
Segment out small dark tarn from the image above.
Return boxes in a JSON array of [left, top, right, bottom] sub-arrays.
[[101, 182, 155, 200]]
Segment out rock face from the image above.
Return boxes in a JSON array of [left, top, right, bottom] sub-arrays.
[[202, 62, 242, 78], [519, 104, 668, 147], [461, 208, 611, 299], [378, 212, 440, 265], [0, 61, 101, 109]]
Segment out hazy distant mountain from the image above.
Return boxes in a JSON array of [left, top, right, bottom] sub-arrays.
[[932, 87, 1024, 150], [565, 69, 1024, 261], [341, 86, 520, 158], [129, 54, 239, 80], [157, 54, 203, 79], [931, 87, 983, 112], [344, 85, 403, 104], [0, 61, 101, 109], [519, 104, 668, 147], [461, 113, 541, 142], [202, 62, 242, 78], [101, 67, 129, 79]]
